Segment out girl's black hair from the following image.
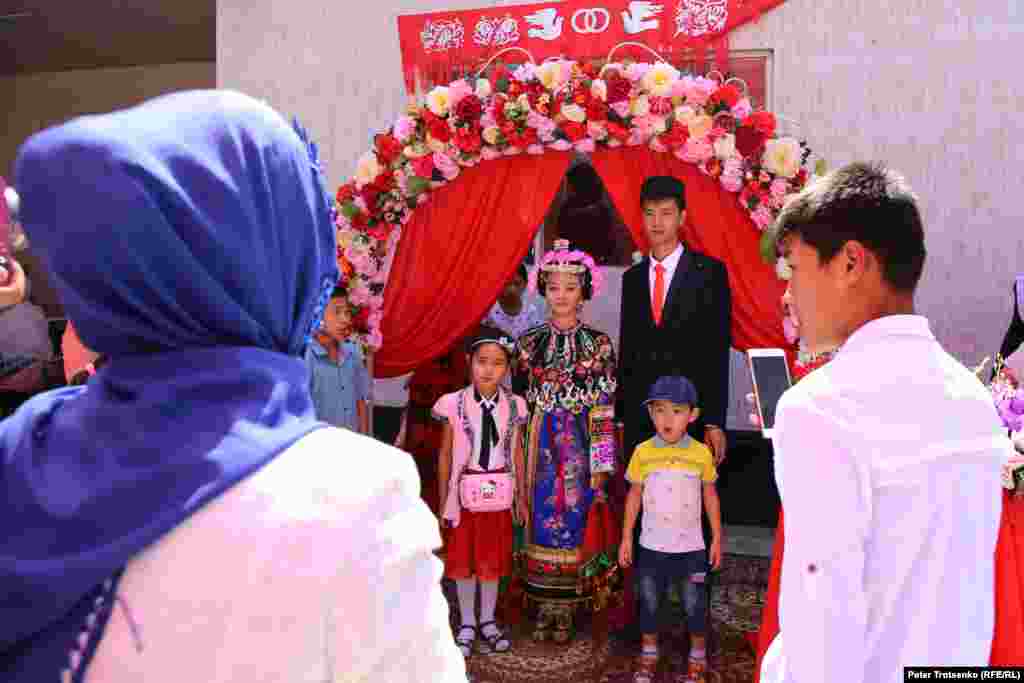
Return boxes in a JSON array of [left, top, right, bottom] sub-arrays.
[[537, 267, 593, 301], [516, 263, 529, 282], [465, 324, 516, 363]]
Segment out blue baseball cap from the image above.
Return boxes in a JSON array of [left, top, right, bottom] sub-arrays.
[[643, 376, 699, 407]]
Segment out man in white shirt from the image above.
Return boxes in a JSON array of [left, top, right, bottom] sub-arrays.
[[762, 161, 1008, 683]]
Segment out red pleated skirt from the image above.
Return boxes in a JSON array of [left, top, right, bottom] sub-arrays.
[[444, 508, 514, 582]]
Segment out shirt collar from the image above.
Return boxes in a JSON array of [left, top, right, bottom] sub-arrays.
[[650, 242, 684, 272], [841, 314, 934, 353], [309, 337, 352, 358], [652, 434, 692, 449]]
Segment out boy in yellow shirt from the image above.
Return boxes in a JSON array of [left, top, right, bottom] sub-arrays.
[[620, 376, 723, 683]]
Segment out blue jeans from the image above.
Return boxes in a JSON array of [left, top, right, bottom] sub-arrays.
[[633, 545, 708, 635]]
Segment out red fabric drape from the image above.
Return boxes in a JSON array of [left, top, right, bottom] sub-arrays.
[[754, 495, 1024, 679], [375, 153, 572, 377], [590, 147, 788, 353]]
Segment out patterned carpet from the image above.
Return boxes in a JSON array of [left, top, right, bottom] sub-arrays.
[[446, 554, 771, 683]]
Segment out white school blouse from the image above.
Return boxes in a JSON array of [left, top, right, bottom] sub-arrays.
[[762, 315, 1008, 683]]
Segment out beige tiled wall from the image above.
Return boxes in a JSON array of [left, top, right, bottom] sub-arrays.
[[218, 0, 1024, 423]]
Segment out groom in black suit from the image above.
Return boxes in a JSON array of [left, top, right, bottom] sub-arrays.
[[617, 175, 732, 466]]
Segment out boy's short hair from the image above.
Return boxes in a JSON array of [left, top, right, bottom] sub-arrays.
[[770, 161, 926, 293], [330, 284, 348, 300], [640, 176, 686, 212]]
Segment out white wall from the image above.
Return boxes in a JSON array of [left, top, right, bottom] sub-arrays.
[[218, 0, 1024, 425]]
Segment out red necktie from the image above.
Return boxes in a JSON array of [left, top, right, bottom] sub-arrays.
[[652, 263, 666, 326]]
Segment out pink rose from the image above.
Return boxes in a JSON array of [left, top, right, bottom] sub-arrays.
[[527, 144, 545, 155], [394, 115, 417, 143], [670, 79, 688, 99], [610, 100, 631, 118], [481, 112, 498, 129], [480, 146, 502, 160], [720, 170, 744, 193], [649, 137, 668, 153], [684, 77, 716, 106], [681, 137, 714, 164], [417, 193, 430, 205], [574, 138, 596, 153], [448, 79, 473, 107], [751, 204, 773, 230], [732, 97, 753, 120], [770, 177, 789, 199], [412, 155, 434, 179], [549, 139, 572, 151], [369, 329, 383, 349], [433, 152, 459, 180], [626, 62, 651, 82], [627, 127, 646, 146]]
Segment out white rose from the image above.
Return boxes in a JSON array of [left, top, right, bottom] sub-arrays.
[[713, 133, 736, 160], [426, 86, 451, 117], [475, 78, 492, 98], [482, 126, 502, 146], [517, 93, 532, 111], [642, 62, 681, 98], [763, 138, 802, 178], [354, 151, 382, 187], [561, 103, 587, 123], [536, 62, 562, 90], [631, 95, 650, 117], [591, 79, 608, 102]]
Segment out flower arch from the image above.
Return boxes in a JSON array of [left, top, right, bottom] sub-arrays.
[[334, 51, 817, 350]]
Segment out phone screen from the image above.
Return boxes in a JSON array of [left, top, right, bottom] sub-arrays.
[[750, 355, 792, 431]]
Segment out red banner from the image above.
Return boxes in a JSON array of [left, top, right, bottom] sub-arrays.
[[397, 0, 786, 93]]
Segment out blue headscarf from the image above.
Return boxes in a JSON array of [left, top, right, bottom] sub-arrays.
[[0, 90, 339, 676]]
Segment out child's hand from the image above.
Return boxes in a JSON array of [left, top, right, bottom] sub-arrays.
[[745, 392, 762, 428], [709, 537, 723, 570], [618, 539, 633, 568]]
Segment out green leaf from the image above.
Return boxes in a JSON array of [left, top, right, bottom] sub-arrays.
[[760, 228, 777, 264], [340, 202, 359, 219], [406, 176, 430, 196], [814, 158, 828, 176], [496, 77, 509, 93]]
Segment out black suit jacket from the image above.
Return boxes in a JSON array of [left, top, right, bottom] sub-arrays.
[[617, 248, 732, 461]]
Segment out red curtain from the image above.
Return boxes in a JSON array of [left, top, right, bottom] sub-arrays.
[[375, 153, 572, 377], [991, 491, 1024, 665], [590, 146, 788, 353]]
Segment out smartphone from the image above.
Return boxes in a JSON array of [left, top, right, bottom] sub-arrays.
[[0, 176, 12, 286], [746, 348, 793, 439]]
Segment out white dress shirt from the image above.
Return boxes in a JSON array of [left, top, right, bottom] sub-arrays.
[[648, 242, 684, 309], [88, 428, 467, 683], [762, 315, 1008, 683]]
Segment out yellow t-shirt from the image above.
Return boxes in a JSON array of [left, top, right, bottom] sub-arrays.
[[626, 436, 717, 553]]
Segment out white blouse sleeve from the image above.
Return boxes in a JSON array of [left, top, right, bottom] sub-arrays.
[[329, 441, 466, 682], [773, 396, 870, 683]]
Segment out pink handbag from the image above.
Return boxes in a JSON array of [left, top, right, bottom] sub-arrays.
[[459, 469, 514, 513]]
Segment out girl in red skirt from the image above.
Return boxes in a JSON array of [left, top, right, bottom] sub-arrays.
[[434, 325, 527, 659]]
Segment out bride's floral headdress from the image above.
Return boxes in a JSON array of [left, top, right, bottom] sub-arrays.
[[529, 239, 604, 300]]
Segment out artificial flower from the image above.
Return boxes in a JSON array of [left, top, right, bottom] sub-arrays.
[[482, 125, 502, 146], [680, 137, 714, 164], [426, 86, 452, 117], [535, 62, 564, 90], [606, 74, 632, 103], [713, 133, 736, 159], [561, 103, 587, 123], [393, 115, 417, 143], [687, 113, 713, 139], [561, 121, 587, 141], [475, 78, 492, 98], [433, 152, 460, 181], [591, 79, 608, 102], [448, 79, 473, 107], [354, 151, 382, 188], [642, 63, 680, 97], [711, 84, 741, 108], [735, 125, 766, 157], [631, 95, 651, 117], [455, 94, 483, 121], [732, 97, 753, 120], [746, 111, 777, 137], [626, 62, 652, 82], [513, 63, 537, 83], [763, 138, 802, 178]]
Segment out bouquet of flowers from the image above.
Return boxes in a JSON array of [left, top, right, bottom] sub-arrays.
[[973, 355, 1024, 494]]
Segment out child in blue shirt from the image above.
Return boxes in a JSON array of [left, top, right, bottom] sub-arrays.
[[306, 285, 370, 434]]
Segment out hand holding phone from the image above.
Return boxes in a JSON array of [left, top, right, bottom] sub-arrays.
[[746, 349, 793, 439], [0, 177, 13, 287]]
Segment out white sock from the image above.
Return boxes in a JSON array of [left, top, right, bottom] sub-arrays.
[[479, 580, 499, 626], [456, 578, 477, 626]]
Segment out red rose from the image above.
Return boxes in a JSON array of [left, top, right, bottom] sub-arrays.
[[581, 63, 598, 79], [735, 124, 766, 158], [370, 171, 395, 194], [500, 120, 517, 138], [360, 185, 381, 209], [649, 96, 673, 115], [705, 157, 723, 178], [352, 305, 373, 331], [492, 96, 509, 125], [454, 94, 483, 122], [511, 127, 538, 148], [606, 121, 630, 141], [508, 80, 523, 97], [561, 121, 586, 142], [427, 116, 451, 143], [606, 75, 631, 104], [491, 64, 511, 89], [745, 111, 777, 138], [374, 134, 403, 165], [711, 84, 741, 108], [586, 99, 608, 122], [454, 126, 482, 153], [412, 155, 434, 179], [659, 122, 689, 148], [572, 88, 589, 106], [350, 211, 368, 228], [336, 183, 356, 204]]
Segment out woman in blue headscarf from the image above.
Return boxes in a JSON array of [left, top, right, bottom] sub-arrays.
[[0, 90, 465, 682]]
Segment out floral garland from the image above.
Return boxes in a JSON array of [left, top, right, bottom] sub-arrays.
[[527, 239, 605, 298], [335, 59, 815, 349]]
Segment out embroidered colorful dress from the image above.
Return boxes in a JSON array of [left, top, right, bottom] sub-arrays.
[[517, 322, 618, 634]]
